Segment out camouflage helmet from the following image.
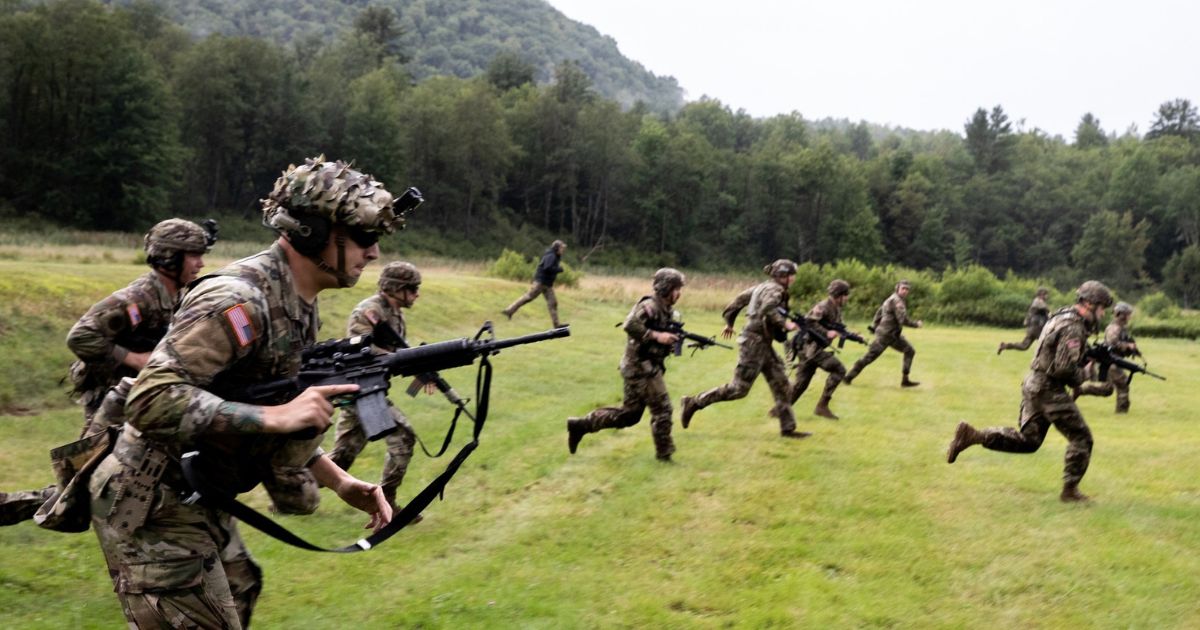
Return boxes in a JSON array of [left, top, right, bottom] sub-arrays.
[[262, 156, 405, 236], [1036, 286, 1050, 297], [827, 279, 851, 297], [763, 259, 798, 277], [1075, 280, 1114, 307], [896, 279, 912, 291], [144, 219, 210, 266], [1113, 301, 1134, 316], [379, 261, 422, 294], [652, 267, 686, 296]]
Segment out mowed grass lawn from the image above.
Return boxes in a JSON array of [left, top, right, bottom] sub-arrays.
[[2, 256, 1199, 628]]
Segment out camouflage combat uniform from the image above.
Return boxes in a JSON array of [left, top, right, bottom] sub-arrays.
[[66, 271, 175, 431], [328, 293, 417, 507], [973, 307, 1095, 485], [788, 296, 848, 407], [686, 281, 799, 433], [502, 243, 564, 327], [568, 294, 676, 459], [1075, 319, 1135, 412], [999, 294, 1050, 352], [846, 291, 918, 383], [89, 243, 324, 629]]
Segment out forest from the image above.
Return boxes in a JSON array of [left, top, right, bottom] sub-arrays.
[[1, 0, 1199, 307]]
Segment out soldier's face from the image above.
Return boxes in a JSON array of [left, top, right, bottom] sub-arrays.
[[320, 226, 380, 285], [180, 253, 205, 284], [835, 294, 850, 307], [668, 287, 682, 305], [898, 285, 910, 298], [397, 285, 420, 308]]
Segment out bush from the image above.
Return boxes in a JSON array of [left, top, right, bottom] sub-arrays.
[[486, 248, 581, 288], [1137, 292, 1179, 319]]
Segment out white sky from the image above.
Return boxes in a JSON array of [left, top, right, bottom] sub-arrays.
[[546, 0, 1197, 139]]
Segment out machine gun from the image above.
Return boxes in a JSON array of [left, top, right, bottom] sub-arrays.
[[222, 323, 570, 441], [1085, 342, 1165, 384]]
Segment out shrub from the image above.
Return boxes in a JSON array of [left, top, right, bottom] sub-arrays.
[[486, 248, 581, 288], [1137, 292, 1179, 319]]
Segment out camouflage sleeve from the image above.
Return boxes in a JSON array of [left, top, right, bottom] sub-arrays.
[[1048, 326, 1087, 385], [721, 288, 754, 327], [345, 304, 378, 337], [895, 297, 918, 327], [622, 299, 654, 343], [125, 277, 271, 442], [65, 292, 135, 364], [804, 300, 831, 338], [1104, 323, 1121, 347]]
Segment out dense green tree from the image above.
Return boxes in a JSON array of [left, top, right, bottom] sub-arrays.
[[343, 66, 409, 185], [1070, 210, 1150, 292], [353, 4, 409, 64], [964, 105, 1014, 174], [1074, 113, 1108, 148], [485, 50, 535, 91], [1158, 165, 1200, 247], [1147, 98, 1200, 142], [1161, 245, 1200, 308]]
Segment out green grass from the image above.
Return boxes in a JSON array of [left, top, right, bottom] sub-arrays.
[[2, 257, 1199, 628]]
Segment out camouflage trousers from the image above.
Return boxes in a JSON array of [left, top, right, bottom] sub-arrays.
[[0, 486, 55, 526], [89, 453, 260, 629], [574, 369, 674, 458], [789, 349, 846, 404], [328, 402, 415, 508], [503, 282, 561, 327], [847, 333, 915, 380], [977, 378, 1093, 486], [1076, 367, 1130, 413], [999, 326, 1040, 352], [691, 333, 797, 433]]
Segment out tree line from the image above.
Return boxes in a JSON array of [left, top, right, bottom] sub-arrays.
[[2, 0, 1199, 307]]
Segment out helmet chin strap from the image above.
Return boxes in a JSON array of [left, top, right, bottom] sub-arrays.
[[307, 231, 358, 288]]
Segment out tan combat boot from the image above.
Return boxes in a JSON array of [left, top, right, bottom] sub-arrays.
[[1060, 482, 1091, 503], [813, 395, 839, 420], [680, 396, 698, 429], [567, 418, 585, 454], [946, 421, 982, 463]]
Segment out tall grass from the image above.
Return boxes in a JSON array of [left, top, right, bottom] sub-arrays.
[[2, 257, 1198, 627]]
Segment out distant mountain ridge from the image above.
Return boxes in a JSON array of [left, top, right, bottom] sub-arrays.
[[106, 0, 684, 112]]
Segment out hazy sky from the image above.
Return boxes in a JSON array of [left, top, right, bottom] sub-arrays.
[[546, 0, 1197, 139]]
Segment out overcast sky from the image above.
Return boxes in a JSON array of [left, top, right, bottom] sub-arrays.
[[546, 0, 1197, 139]]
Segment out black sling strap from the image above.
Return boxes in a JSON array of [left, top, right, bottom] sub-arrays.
[[180, 356, 493, 553]]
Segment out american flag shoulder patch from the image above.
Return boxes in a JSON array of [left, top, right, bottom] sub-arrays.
[[224, 304, 257, 348], [365, 310, 380, 325], [126, 303, 142, 328]]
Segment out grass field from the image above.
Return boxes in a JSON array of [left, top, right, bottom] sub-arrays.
[[1, 253, 1198, 628]]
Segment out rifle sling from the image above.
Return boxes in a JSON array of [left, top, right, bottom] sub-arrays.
[[180, 356, 494, 553]]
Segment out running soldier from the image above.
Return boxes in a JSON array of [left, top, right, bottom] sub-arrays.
[[1075, 301, 1138, 413], [788, 279, 859, 420], [567, 268, 685, 461], [680, 260, 811, 439], [845, 280, 923, 387], [946, 281, 1114, 503], [502, 239, 567, 327], [88, 157, 400, 628], [998, 287, 1051, 354], [329, 261, 426, 508]]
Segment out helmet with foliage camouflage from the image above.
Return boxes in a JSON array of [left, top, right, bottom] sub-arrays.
[[379, 261, 422, 294], [1075, 280, 1114, 307], [261, 156, 407, 237], [1113, 301, 1134, 316], [763, 259, 798, 277], [652, 267, 686, 296], [144, 219, 211, 270], [827, 279, 851, 297]]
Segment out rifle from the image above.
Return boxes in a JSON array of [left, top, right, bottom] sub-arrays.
[[778, 308, 863, 360], [645, 320, 733, 356], [224, 323, 570, 441], [818, 319, 866, 349], [1085, 342, 1165, 384]]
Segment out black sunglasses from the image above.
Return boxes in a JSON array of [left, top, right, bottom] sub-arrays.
[[346, 225, 380, 248]]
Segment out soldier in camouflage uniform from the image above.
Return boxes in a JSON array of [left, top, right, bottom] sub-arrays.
[[566, 268, 685, 461], [1075, 301, 1138, 413], [502, 239, 567, 327], [844, 280, 923, 387], [87, 157, 402, 628], [67, 218, 213, 433], [946, 281, 1114, 503], [788, 279, 859, 420], [1, 221, 212, 527], [680, 260, 811, 439], [997, 287, 1051, 354], [328, 261, 424, 508]]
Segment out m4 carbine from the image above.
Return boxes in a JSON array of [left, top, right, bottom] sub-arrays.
[[226, 323, 570, 441], [647, 321, 733, 356], [1085, 342, 1166, 384]]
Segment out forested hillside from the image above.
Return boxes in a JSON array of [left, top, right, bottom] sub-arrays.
[[2, 0, 1199, 308], [101, 0, 684, 112]]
